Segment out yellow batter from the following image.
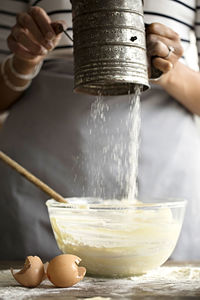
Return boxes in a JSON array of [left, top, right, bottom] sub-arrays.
[[47, 199, 182, 277]]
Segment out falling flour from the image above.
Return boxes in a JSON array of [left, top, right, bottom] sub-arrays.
[[87, 94, 110, 198], [126, 87, 141, 201], [88, 86, 141, 200]]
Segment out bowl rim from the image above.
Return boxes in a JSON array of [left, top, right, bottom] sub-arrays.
[[46, 197, 187, 210]]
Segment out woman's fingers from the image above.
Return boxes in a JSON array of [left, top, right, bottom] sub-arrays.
[[16, 12, 52, 50], [8, 6, 66, 63], [147, 33, 183, 58], [152, 57, 173, 74], [146, 22, 179, 41], [28, 7, 55, 41], [147, 39, 179, 70], [11, 25, 47, 56], [7, 35, 39, 60], [17, 8, 53, 50], [147, 40, 169, 58], [146, 23, 184, 78], [16, 8, 67, 52]]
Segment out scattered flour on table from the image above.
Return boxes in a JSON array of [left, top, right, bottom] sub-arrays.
[[80, 298, 111, 300], [129, 266, 200, 296], [0, 267, 200, 299], [130, 266, 200, 281]]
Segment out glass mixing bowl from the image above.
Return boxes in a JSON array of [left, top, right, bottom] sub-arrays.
[[46, 198, 186, 278]]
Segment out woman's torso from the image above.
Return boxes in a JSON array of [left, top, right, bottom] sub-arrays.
[[0, 0, 200, 260]]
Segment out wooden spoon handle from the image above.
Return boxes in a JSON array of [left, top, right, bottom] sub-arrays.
[[0, 151, 66, 203]]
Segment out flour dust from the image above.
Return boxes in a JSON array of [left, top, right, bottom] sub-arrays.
[[126, 87, 141, 201], [86, 86, 141, 200]]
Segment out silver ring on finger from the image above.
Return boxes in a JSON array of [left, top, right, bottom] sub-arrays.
[[164, 45, 175, 59]]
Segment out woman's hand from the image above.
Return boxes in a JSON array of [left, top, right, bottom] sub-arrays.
[[146, 23, 183, 81], [0, 6, 67, 111], [145, 22, 200, 115], [7, 6, 66, 69]]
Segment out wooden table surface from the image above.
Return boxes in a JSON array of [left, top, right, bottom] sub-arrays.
[[0, 261, 200, 300]]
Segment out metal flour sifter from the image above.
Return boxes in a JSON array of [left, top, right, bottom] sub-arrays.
[[71, 0, 150, 96]]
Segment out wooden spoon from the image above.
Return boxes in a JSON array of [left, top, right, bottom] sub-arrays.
[[0, 151, 66, 203]]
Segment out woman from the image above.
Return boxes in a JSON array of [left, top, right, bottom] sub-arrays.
[[0, 0, 199, 260]]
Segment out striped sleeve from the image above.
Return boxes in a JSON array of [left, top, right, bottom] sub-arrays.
[[0, 0, 30, 61], [195, 0, 200, 67]]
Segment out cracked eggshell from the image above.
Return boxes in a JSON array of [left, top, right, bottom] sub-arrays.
[[47, 254, 86, 288], [11, 256, 45, 288]]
